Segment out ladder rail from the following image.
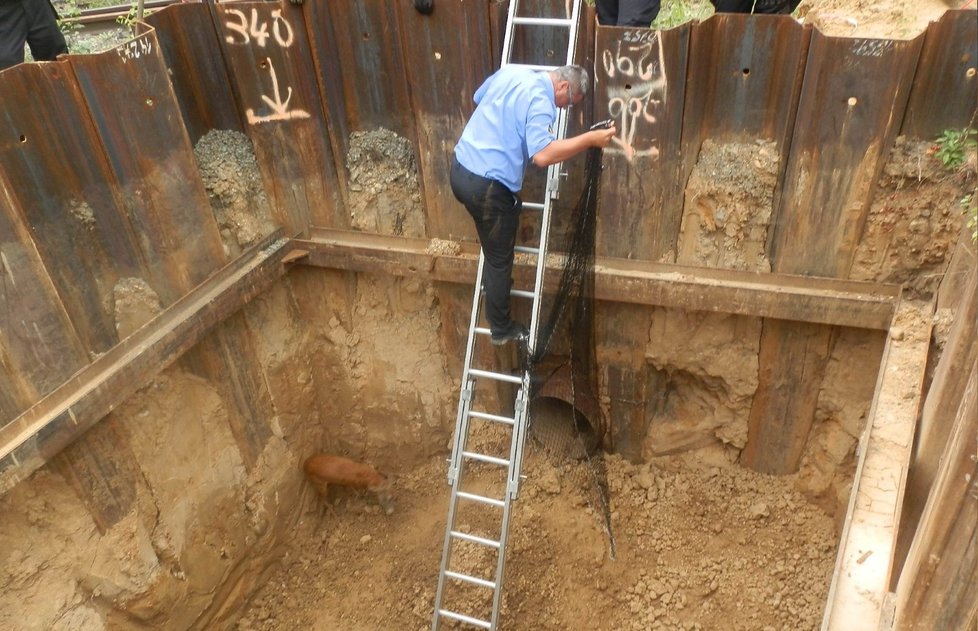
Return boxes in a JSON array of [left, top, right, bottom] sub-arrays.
[[434, 1, 584, 628], [448, 252, 488, 485]]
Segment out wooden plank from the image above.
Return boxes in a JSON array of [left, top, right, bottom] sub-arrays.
[[69, 30, 227, 303], [0, 179, 89, 422], [771, 31, 923, 278], [396, 0, 494, 241], [49, 417, 138, 535], [894, 268, 977, 582], [893, 364, 977, 631], [180, 312, 274, 472], [295, 228, 899, 330], [0, 234, 292, 496], [211, 2, 343, 232], [0, 61, 146, 357], [594, 24, 690, 261], [822, 298, 932, 631], [900, 9, 978, 139], [144, 4, 244, 144], [740, 319, 834, 474]]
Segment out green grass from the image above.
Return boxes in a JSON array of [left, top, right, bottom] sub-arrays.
[[652, 0, 715, 29]]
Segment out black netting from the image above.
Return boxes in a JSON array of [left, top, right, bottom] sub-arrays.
[[522, 140, 617, 557]]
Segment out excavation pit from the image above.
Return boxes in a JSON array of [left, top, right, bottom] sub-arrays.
[[0, 2, 975, 631]]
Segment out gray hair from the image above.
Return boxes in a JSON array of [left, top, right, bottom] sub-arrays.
[[553, 65, 589, 100]]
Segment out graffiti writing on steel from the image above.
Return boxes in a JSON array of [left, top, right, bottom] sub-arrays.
[[245, 58, 310, 124], [223, 8, 295, 48], [117, 35, 153, 63], [600, 30, 666, 162], [221, 8, 308, 125]]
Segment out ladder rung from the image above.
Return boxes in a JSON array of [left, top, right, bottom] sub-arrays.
[[438, 609, 492, 629], [468, 368, 523, 384], [445, 570, 497, 589], [474, 326, 492, 337], [522, 201, 545, 211], [512, 16, 574, 27], [451, 530, 502, 549], [510, 288, 535, 299], [514, 245, 539, 255], [468, 410, 515, 426], [462, 451, 510, 466], [456, 491, 505, 507]]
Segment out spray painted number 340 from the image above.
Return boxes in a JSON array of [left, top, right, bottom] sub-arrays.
[[224, 8, 294, 48]]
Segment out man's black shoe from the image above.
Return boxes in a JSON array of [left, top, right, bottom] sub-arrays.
[[491, 322, 529, 346]]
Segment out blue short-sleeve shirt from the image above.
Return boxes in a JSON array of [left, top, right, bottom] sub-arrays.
[[454, 66, 556, 193]]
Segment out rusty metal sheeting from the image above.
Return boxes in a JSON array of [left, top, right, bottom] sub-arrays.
[[681, 15, 810, 181], [144, 4, 243, 145], [901, 9, 978, 139], [210, 2, 344, 231], [770, 30, 924, 278], [594, 24, 691, 261], [0, 178, 89, 423], [70, 29, 227, 301], [0, 63, 142, 356], [396, 0, 494, 241], [306, 0, 416, 156]]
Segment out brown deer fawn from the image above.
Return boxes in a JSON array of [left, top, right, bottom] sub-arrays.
[[303, 454, 395, 515]]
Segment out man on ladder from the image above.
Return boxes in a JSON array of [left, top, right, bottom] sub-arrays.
[[450, 64, 616, 346]]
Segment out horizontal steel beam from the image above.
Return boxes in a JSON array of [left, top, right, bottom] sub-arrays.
[[297, 228, 899, 330], [0, 232, 295, 496]]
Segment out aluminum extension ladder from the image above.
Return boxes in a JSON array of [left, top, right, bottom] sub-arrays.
[[431, 1, 584, 629]]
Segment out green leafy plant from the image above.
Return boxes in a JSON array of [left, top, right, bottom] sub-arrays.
[[652, 0, 714, 29], [962, 192, 977, 243], [116, 2, 139, 28], [934, 128, 977, 171], [57, 2, 81, 39]]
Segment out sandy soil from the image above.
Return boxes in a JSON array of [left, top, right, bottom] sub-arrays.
[[235, 445, 835, 631]]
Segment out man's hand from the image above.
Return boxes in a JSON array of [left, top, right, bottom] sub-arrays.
[[589, 125, 616, 149]]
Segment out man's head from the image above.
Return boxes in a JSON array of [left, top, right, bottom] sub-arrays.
[[551, 65, 589, 109]]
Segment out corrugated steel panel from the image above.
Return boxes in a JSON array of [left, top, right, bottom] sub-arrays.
[[210, 1, 344, 231], [594, 23, 691, 261], [70, 29, 227, 301], [144, 4, 243, 144], [0, 62, 142, 355], [901, 9, 978, 139], [0, 178, 88, 420], [397, 0, 494, 240], [681, 14, 810, 175], [770, 30, 924, 278], [306, 0, 416, 153]]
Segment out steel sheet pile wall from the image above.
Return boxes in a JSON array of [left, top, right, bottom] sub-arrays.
[[0, 29, 231, 487]]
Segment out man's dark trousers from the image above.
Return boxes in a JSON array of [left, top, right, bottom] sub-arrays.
[[596, 0, 661, 26], [0, 0, 68, 71], [450, 157, 522, 335]]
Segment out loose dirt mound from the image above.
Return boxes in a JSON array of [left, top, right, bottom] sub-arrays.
[[194, 129, 276, 257], [850, 136, 973, 297], [234, 449, 835, 631], [678, 140, 779, 272], [347, 128, 426, 238]]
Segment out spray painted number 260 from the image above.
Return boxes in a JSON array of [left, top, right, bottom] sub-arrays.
[[224, 8, 294, 48]]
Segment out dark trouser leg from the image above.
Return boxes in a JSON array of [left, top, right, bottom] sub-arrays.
[[25, 0, 67, 62], [615, 0, 660, 26], [0, 3, 29, 71], [595, 0, 618, 26], [450, 158, 522, 334]]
